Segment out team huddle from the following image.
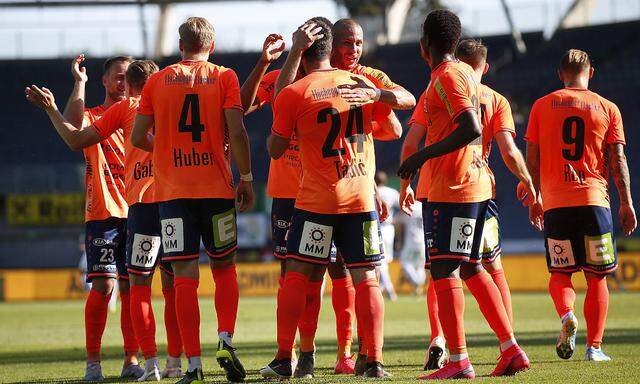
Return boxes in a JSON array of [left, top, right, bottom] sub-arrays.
[[24, 8, 636, 384]]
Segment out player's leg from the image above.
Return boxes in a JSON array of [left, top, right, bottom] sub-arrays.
[[544, 207, 581, 360], [84, 275, 115, 381], [160, 199, 204, 383], [327, 257, 357, 374], [581, 206, 617, 361], [160, 267, 184, 378], [201, 198, 245, 383], [294, 266, 325, 378], [480, 200, 513, 325], [424, 269, 446, 371]]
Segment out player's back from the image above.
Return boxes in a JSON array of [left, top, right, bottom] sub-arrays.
[[273, 69, 387, 214], [139, 60, 242, 202], [526, 88, 624, 211]]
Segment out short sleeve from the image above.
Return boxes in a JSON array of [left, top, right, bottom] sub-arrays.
[[221, 69, 243, 111], [255, 70, 279, 107], [408, 91, 428, 127], [92, 102, 122, 139], [433, 68, 475, 121], [271, 87, 298, 139], [492, 94, 516, 138], [138, 73, 157, 116], [524, 100, 541, 143], [362, 66, 398, 89], [606, 103, 625, 145]]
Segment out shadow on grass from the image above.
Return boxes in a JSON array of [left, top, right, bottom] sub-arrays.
[[1, 327, 638, 368]]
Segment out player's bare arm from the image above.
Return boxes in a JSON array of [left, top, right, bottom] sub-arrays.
[[338, 76, 416, 110], [267, 134, 290, 159], [525, 141, 544, 230], [240, 34, 285, 114], [609, 143, 637, 235], [62, 54, 88, 128], [275, 22, 324, 96], [371, 107, 402, 140], [225, 108, 255, 212], [131, 114, 155, 152], [495, 131, 536, 205], [397, 109, 480, 180], [25, 85, 101, 151], [398, 122, 426, 215]]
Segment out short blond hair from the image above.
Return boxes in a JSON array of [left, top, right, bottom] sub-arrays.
[[560, 49, 591, 74], [179, 17, 215, 53]]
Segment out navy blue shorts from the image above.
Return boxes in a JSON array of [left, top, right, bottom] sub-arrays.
[[286, 209, 382, 268], [126, 203, 173, 276], [479, 199, 502, 263], [422, 200, 489, 268], [271, 198, 296, 260], [544, 205, 617, 275], [85, 217, 127, 282], [159, 198, 237, 262]]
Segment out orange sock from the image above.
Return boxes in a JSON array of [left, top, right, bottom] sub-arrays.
[[584, 275, 609, 348], [130, 285, 157, 358], [277, 271, 309, 359], [298, 280, 322, 352], [548, 273, 575, 318], [211, 265, 239, 334], [174, 277, 201, 358], [355, 278, 384, 363], [433, 278, 467, 355], [465, 271, 513, 344], [85, 289, 111, 358], [331, 276, 355, 357], [489, 269, 513, 326], [119, 291, 140, 355], [162, 287, 183, 358], [426, 278, 443, 342]]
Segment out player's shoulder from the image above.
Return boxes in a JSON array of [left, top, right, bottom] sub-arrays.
[[590, 91, 619, 113], [264, 69, 281, 81], [353, 64, 388, 79], [483, 84, 509, 105]]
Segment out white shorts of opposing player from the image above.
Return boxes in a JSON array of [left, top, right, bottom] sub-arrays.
[[400, 243, 426, 287]]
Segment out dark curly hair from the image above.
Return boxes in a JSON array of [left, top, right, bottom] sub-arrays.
[[422, 10, 462, 55], [302, 17, 333, 62]]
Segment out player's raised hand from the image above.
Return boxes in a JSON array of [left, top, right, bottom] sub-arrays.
[[25, 85, 57, 111], [397, 151, 427, 180], [236, 180, 255, 212], [261, 33, 285, 63], [620, 203, 637, 236], [338, 76, 378, 104], [291, 22, 324, 54], [399, 184, 416, 216], [71, 54, 88, 83]]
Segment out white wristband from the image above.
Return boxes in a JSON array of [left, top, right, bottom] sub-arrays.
[[240, 172, 253, 182], [373, 88, 382, 101]]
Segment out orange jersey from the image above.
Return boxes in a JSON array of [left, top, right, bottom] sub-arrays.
[[138, 60, 243, 202], [525, 88, 625, 211], [409, 61, 491, 203], [272, 69, 394, 214], [479, 84, 516, 197], [93, 96, 154, 206], [82, 106, 128, 221]]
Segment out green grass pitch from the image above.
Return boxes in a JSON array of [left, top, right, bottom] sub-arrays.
[[1, 292, 639, 383]]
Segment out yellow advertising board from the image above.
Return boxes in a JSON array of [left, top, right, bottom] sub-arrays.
[[6, 193, 85, 225], [1, 253, 639, 301]]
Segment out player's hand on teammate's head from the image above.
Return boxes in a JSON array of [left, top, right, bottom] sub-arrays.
[[71, 54, 88, 83], [397, 151, 426, 181], [619, 203, 637, 236], [261, 34, 285, 63], [235, 181, 255, 212], [529, 201, 544, 231], [291, 22, 324, 54], [25, 85, 57, 111], [399, 185, 415, 216]]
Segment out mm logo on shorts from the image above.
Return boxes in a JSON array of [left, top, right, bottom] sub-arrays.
[[299, 221, 333, 258], [161, 218, 184, 253], [547, 238, 576, 267], [213, 209, 237, 248], [450, 217, 476, 254], [131, 234, 161, 268], [585, 233, 615, 265]]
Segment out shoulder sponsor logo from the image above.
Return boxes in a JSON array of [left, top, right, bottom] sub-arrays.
[[449, 217, 476, 254], [547, 238, 576, 267], [131, 233, 161, 268], [161, 218, 184, 253], [299, 221, 333, 259]]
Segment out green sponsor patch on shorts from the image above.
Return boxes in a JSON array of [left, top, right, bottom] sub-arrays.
[[212, 208, 237, 248]]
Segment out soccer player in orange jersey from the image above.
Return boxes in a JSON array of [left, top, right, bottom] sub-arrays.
[[131, 17, 253, 384], [398, 10, 529, 379], [524, 49, 636, 362], [25, 55, 147, 381], [26, 61, 185, 381], [260, 19, 401, 379]]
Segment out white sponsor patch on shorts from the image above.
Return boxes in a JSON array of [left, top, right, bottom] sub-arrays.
[[130, 233, 161, 268], [585, 233, 615, 266], [481, 216, 500, 253], [547, 238, 576, 268], [299, 221, 333, 259], [449, 217, 476, 254], [161, 218, 184, 253]]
